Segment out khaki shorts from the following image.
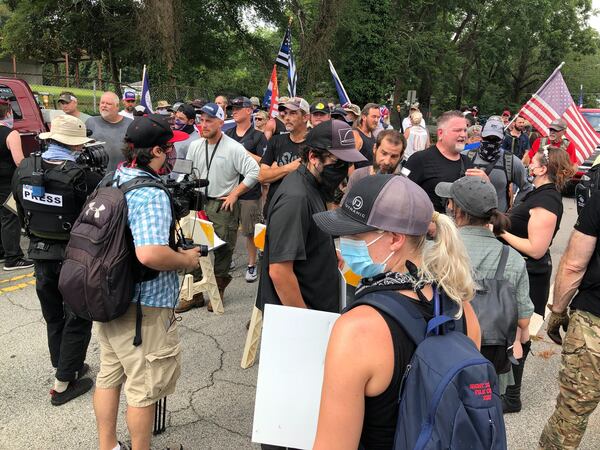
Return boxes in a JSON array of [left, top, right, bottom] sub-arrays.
[[239, 199, 261, 236], [95, 304, 181, 408]]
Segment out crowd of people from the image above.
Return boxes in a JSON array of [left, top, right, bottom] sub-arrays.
[[2, 86, 600, 450]]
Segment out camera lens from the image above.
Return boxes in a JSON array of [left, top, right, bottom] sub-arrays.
[[199, 245, 209, 257]]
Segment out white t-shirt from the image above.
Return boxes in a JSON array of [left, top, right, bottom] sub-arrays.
[[404, 125, 429, 159], [119, 110, 134, 120]]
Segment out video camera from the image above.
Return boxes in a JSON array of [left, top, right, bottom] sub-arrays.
[[76, 142, 109, 175], [170, 159, 209, 256]]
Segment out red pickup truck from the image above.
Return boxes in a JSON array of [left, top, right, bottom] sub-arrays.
[[0, 78, 47, 155]]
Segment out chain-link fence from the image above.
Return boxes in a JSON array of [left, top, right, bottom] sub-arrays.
[[0, 71, 213, 116]]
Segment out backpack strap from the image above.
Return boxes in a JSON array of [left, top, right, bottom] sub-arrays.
[[116, 176, 175, 347], [494, 245, 510, 280], [346, 291, 427, 346], [503, 152, 513, 207]]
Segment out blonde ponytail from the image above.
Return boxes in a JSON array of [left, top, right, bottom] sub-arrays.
[[418, 213, 475, 317]]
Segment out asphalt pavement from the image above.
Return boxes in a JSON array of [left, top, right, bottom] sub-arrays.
[[0, 196, 599, 449]]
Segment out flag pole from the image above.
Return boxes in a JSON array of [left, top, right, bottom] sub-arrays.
[[505, 61, 565, 130]]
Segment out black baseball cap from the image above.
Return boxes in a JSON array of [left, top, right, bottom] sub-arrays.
[[231, 96, 253, 108], [178, 104, 196, 121], [313, 174, 434, 236], [310, 102, 331, 114], [125, 114, 188, 147], [306, 119, 366, 163]]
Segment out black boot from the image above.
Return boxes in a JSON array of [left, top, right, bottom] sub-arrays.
[[502, 340, 531, 413]]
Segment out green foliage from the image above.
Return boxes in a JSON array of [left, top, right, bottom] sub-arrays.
[[0, 0, 598, 113]]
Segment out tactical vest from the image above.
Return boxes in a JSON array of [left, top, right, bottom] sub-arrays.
[[539, 136, 570, 153], [15, 154, 87, 241]]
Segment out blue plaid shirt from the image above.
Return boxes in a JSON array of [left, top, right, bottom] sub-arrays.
[[114, 166, 179, 308]]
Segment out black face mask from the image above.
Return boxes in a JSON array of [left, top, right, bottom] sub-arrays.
[[319, 161, 349, 202], [479, 140, 501, 163]]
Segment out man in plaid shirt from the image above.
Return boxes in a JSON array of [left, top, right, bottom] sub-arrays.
[[93, 115, 201, 450]]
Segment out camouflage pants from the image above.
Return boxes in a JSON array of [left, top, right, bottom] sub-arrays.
[[539, 310, 600, 450]]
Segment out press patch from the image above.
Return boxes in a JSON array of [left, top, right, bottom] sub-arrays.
[[23, 186, 63, 207]]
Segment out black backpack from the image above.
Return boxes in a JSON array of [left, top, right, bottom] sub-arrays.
[[59, 174, 173, 346], [467, 149, 513, 208], [469, 245, 518, 374]]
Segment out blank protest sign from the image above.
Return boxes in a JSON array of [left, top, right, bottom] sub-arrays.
[[252, 304, 340, 449]]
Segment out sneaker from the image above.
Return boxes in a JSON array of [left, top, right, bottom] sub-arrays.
[[50, 377, 93, 406], [4, 258, 34, 271], [76, 363, 90, 380], [174, 293, 205, 313], [245, 265, 258, 283]]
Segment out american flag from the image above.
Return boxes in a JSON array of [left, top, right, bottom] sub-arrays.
[[519, 69, 600, 163], [275, 27, 297, 97], [328, 59, 351, 107]]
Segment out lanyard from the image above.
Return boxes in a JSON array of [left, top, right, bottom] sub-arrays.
[[204, 136, 222, 194]]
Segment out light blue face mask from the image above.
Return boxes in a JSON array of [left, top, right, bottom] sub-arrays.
[[340, 233, 395, 278]]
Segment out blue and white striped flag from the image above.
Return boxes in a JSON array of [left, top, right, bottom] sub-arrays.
[[328, 59, 351, 107], [276, 28, 297, 97], [140, 65, 153, 113]]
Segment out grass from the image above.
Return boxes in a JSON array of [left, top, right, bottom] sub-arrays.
[[29, 84, 100, 115]]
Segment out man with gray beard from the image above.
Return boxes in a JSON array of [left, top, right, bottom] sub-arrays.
[[86, 92, 133, 171], [405, 110, 488, 213]]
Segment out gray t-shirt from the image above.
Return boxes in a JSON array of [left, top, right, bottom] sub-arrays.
[[463, 149, 533, 212], [86, 116, 133, 172]]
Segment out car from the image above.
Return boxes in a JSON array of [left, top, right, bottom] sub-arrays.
[[566, 108, 600, 194], [0, 78, 47, 156]]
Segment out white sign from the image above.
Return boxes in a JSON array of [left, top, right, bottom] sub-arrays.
[[22, 186, 63, 207], [252, 305, 340, 449]]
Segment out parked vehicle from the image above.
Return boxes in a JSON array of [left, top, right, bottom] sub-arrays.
[[0, 78, 48, 156]]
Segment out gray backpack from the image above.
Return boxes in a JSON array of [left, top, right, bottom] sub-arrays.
[[470, 245, 518, 374]]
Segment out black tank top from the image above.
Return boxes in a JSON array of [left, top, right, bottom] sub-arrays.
[[359, 292, 472, 449], [0, 125, 16, 188], [355, 128, 376, 169], [274, 117, 287, 135]]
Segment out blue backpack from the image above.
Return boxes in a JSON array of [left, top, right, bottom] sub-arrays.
[[348, 289, 507, 450]]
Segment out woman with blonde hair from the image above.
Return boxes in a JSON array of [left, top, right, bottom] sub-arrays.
[[253, 110, 269, 135], [403, 110, 430, 159], [312, 174, 481, 449], [497, 145, 576, 413]]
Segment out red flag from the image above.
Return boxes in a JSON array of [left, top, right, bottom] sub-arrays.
[[262, 65, 279, 118], [519, 68, 600, 164]]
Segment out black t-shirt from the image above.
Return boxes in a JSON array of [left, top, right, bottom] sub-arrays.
[[571, 192, 600, 316], [225, 126, 267, 200], [257, 165, 339, 313], [260, 133, 304, 215], [405, 145, 472, 213], [0, 126, 16, 191], [507, 182, 563, 244]]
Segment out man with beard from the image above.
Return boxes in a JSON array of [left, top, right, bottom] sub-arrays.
[[352, 103, 380, 169], [86, 91, 133, 171], [119, 91, 137, 120], [405, 110, 487, 213], [342, 130, 406, 203], [501, 115, 530, 159], [258, 119, 367, 317], [258, 97, 309, 216], [181, 103, 259, 308], [465, 116, 532, 212], [225, 96, 267, 283], [172, 103, 199, 159]]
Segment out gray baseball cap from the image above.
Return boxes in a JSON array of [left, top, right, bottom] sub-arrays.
[[481, 116, 504, 139], [435, 176, 497, 218], [549, 118, 567, 131], [313, 174, 434, 236]]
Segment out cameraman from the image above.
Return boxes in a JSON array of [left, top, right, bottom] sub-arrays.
[[12, 115, 102, 405], [93, 115, 201, 450]]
